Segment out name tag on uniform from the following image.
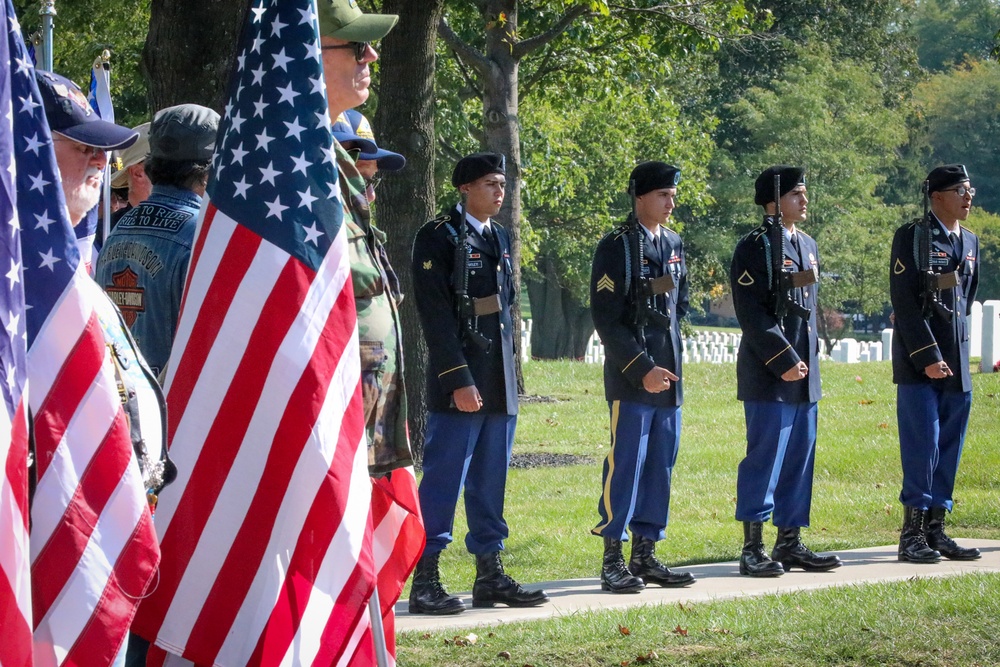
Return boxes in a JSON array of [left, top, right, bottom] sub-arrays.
[[929, 251, 949, 267]]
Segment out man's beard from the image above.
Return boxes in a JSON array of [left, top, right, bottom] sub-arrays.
[[65, 167, 103, 224]]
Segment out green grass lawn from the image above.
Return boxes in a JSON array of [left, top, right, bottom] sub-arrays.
[[400, 359, 1000, 666]]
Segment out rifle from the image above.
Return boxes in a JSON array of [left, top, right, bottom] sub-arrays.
[[918, 180, 959, 322], [451, 197, 497, 352], [765, 174, 815, 321], [627, 179, 672, 350]]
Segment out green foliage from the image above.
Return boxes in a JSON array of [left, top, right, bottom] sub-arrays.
[[519, 81, 718, 304], [911, 0, 1000, 71], [911, 59, 1000, 215], [961, 208, 1000, 301], [13, 0, 152, 126], [709, 42, 911, 317]]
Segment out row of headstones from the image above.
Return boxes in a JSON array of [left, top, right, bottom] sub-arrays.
[[523, 300, 1000, 372]]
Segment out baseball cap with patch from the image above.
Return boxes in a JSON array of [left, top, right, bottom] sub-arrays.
[[332, 111, 378, 154], [318, 0, 398, 41], [36, 70, 138, 150], [342, 109, 405, 172], [111, 122, 151, 188]]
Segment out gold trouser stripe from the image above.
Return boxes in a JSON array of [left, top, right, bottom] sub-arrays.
[[593, 400, 621, 534], [622, 352, 644, 373], [438, 364, 468, 378], [766, 345, 792, 366], [910, 343, 938, 357]]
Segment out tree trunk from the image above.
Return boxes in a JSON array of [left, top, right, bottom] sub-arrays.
[[481, 0, 526, 393], [526, 255, 594, 359], [376, 0, 445, 460], [142, 0, 249, 113]]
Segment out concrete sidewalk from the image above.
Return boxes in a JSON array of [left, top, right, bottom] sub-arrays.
[[396, 540, 1000, 633]]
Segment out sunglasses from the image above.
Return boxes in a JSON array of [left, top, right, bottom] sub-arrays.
[[321, 41, 371, 62]]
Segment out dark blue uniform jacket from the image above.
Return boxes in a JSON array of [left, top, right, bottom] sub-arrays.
[[411, 206, 518, 415], [730, 223, 821, 403], [889, 214, 978, 393], [590, 223, 688, 407]]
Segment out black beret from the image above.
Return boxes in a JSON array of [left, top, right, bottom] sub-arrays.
[[629, 161, 680, 197], [754, 165, 806, 206], [452, 152, 506, 187], [926, 164, 969, 194]]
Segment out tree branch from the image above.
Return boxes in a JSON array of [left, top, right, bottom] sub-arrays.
[[438, 16, 492, 77], [512, 4, 591, 60]]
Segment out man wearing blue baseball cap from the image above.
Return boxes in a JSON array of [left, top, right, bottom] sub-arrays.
[[890, 164, 982, 564], [332, 108, 405, 203], [36, 70, 138, 225], [320, 0, 416, 548]]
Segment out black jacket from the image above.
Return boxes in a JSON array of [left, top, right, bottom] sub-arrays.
[[590, 222, 688, 407], [730, 223, 822, 403], [411, 206, 518, 415], [889, 214, 978, 393]]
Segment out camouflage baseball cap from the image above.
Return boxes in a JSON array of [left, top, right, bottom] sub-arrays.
[[317, 0, 398, 41]]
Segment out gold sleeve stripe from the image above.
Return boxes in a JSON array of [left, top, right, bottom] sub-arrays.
[[766, 345, 792, 366], [621, 352, 644, 373], [438, 364, 468, 378], [910, 343, 938, 357]]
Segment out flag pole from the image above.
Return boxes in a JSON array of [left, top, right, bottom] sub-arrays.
[[95, 50, 113, 244], [39, 0, 55, 71], [368, 588, 390, 667]]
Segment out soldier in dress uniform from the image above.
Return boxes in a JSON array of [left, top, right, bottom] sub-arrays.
[[889, 164, 981, 563], [730, 165, 841, 577], [589, 161, 695, 594], [408, 153, 548, 615]]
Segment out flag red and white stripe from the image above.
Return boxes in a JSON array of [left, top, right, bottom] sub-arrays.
[[0, 404, 31, 667], [8, 4, 160, 662], [28, 271, 160, 667], [133, 201, 372, 666], [369, 468, 424, 663]]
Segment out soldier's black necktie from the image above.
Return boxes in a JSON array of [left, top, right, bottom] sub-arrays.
[[482, 225, 498, 255], [950, 231, 962, 259]]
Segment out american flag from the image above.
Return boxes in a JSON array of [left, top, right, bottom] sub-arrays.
[[0, 1, 32, 664], [131, 0, 378, 664], [7, 1, 161, 664]]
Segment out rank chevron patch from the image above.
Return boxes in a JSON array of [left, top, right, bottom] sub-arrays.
[[894, 258, 906, 275], [596, 274, 615, 292], [737, 270, 754, 286]]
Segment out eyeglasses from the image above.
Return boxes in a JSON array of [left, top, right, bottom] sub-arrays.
[[941, 186, 975, 197], [365, 175, 382, 191], [321, 41, 371, 62]]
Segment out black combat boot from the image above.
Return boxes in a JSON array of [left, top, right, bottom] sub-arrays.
[[739, 521, 784, 577], [628, 534, 695, 587], [471, 552, 549, 608], [408, 552, 465, 615], [925, 507, 981, 561], [898, 505, 941, 563], [771, 527, 842, 572], [601, 536, 645, 593]]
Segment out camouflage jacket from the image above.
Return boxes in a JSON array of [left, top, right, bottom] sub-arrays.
[[335, 141, 412, 474]]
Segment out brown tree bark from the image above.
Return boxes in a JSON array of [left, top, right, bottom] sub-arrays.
[[142, 0, 249, 113], [375, 0, 446, 459], [526, 255, 594, 359]]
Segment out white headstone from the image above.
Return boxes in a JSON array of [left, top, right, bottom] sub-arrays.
[[841, 338, 860, 363], [881, 328, 893, 361], [970, 301, 983, 358], [981, 301, 1000, 374]]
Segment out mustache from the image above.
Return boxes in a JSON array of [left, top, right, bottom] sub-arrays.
[[84, 166, 104, 182]]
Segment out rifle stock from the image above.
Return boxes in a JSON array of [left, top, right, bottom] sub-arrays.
[[452, 200, 493, 352], [918, 180, 955, 323]]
